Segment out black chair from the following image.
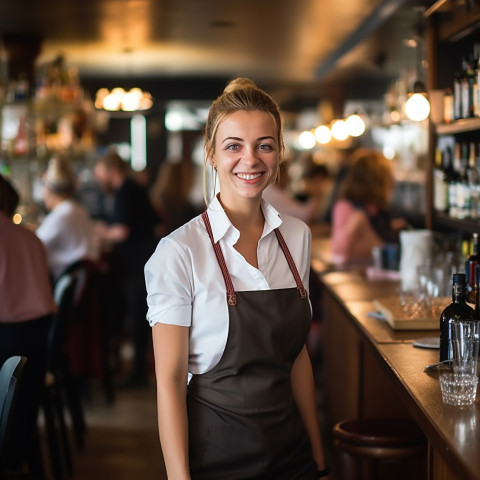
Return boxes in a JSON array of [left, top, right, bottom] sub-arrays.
[[0, 356, 28, 477], [42, 270, 82, 480]]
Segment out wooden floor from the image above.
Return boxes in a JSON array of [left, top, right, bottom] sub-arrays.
[[40, 377, 167, 480]]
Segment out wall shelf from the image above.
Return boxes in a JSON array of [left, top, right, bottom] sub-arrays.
[[436, 118, 480, 135]]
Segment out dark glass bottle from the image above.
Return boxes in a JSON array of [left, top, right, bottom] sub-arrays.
[[475, 264, 480, 320], [466, 232, 480, 303], [439, 273, 475, 361]]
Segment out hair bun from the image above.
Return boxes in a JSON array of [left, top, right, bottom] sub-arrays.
[[223, 77, 257, 94]]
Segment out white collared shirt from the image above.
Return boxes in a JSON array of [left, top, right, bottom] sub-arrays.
[[36, 199, 97, 280], [144, 196, 312, 376]]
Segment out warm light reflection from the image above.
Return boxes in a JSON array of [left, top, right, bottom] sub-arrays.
[[299, 131, 316, 149], [314, 125, 332, 144], [95, 87, 153, 112], [331, 120, 349, 141], [345, 114, 366, 137], [13, 213, 22, 225], [404, 93, 430, 122]]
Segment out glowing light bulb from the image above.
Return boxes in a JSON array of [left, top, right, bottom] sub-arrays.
[[331, 120, 348, 141], [298, 131, 316, 149], [404, 93, 430, 122], [345, 114, 366, 137], [314, 125, 332, 144], [122, 89, 142, 111]]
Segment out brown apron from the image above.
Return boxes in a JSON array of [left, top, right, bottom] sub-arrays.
[[186, 212, 317, 480]]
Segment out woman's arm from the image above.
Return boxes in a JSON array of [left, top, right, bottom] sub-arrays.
[[290, 346, 328, 473], [152, 323, 191, 480]]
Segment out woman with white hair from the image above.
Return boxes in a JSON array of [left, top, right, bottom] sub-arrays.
[[36, 156, 96, 281]]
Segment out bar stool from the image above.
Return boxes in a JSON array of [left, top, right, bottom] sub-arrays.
[[333, 418, 427, 480]]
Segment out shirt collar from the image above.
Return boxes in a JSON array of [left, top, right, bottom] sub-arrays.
[[206, 195, 282, 244]]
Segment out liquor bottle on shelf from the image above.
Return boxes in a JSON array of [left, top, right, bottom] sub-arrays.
[[443, 87, 454, 124], [448, 143, 462, 218], [462, 57, 476, 118], [433, 147, 448, 212], [453, 71, 462, 120], [475, 264, 480, 319], [439, 272, 475, 361], [457, 142, 472, 219], [466, 233, 480, 304]]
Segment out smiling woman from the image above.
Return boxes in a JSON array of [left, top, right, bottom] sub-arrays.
[[145, 77, 330, 479]]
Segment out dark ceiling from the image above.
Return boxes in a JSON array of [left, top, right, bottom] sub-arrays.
[[0, 0, 431, 111]]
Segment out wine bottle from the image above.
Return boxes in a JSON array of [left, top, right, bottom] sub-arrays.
[[466, 232, 480, 303], [439, 273, 475, 361], [475, 264, 480, 319]]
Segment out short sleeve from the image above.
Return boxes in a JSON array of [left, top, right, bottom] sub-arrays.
[[144, 237, 193, 327]]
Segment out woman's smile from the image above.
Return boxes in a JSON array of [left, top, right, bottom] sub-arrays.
[[235, 172, 264, 181]]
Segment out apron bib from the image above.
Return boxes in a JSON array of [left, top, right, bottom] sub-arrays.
[[186, 212, 317, 480]]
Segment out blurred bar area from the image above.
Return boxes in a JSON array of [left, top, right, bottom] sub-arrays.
[[3, 1, 480, 479]]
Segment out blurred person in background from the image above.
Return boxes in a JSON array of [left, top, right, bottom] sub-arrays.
[[94, 150, 159, 388], [330, 148, 405, 265], [0, 174, 56, 476], [322, 147, 356, 224], [263, 160, 328, 227], [150, 159, 200, 235], [36, 155, 97, 282]]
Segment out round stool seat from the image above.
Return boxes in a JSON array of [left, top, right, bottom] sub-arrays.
[[333, 418, 427, 480], [334, 418, 425, 449]]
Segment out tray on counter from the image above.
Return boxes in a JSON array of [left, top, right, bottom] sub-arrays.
[[372, 296, 448, 330]]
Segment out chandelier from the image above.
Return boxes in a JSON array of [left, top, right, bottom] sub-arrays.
[[95, 87, 153, 112]]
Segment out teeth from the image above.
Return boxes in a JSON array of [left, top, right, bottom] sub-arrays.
[[237, 173, 262, 180]]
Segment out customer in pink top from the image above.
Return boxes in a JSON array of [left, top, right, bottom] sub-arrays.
[[0, 174, 55, 475], [331, 148, 403, 265]]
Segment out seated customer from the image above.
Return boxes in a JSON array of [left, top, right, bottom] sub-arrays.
[[263, 161, 325, 225], [36, 155, 97, 281], [0, 174, 56, 474], [331, 148, 402, 265]]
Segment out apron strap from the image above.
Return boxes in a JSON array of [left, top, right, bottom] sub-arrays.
[[202, 211, 308, 304], [274, 229, 308, 299], [202, 211, 237, 306]]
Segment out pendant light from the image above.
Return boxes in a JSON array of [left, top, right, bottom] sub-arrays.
[[404, 15, 430, 122], [94, 48, 153, 113]]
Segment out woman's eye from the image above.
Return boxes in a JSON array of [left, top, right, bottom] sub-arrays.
[[226, 144, 240, 151], [259, 144, 273, 151]]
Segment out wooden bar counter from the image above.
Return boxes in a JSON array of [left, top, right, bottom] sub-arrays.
[[313, 239, 480, 480]]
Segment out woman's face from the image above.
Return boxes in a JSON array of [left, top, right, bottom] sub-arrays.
[[210, 110, 279, 208]]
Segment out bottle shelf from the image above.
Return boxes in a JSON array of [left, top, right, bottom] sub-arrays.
[[436, 118, 480, 135], [434, 212, 480, 235]]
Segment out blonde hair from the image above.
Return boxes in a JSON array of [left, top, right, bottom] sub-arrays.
[[203, 77, 284, 203], [44, 156, 76, 196], [338, 148, 394, 210]]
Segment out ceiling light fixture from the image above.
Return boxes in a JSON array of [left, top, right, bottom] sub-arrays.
[[331, 119, 349, 141], [95, 87, 153, 112], [404, 85, 430, 122], [345, 113, 366, 137], [403, 12, 430, 122], [314, 125, 332, 144], [94, 47, 154, 113]]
